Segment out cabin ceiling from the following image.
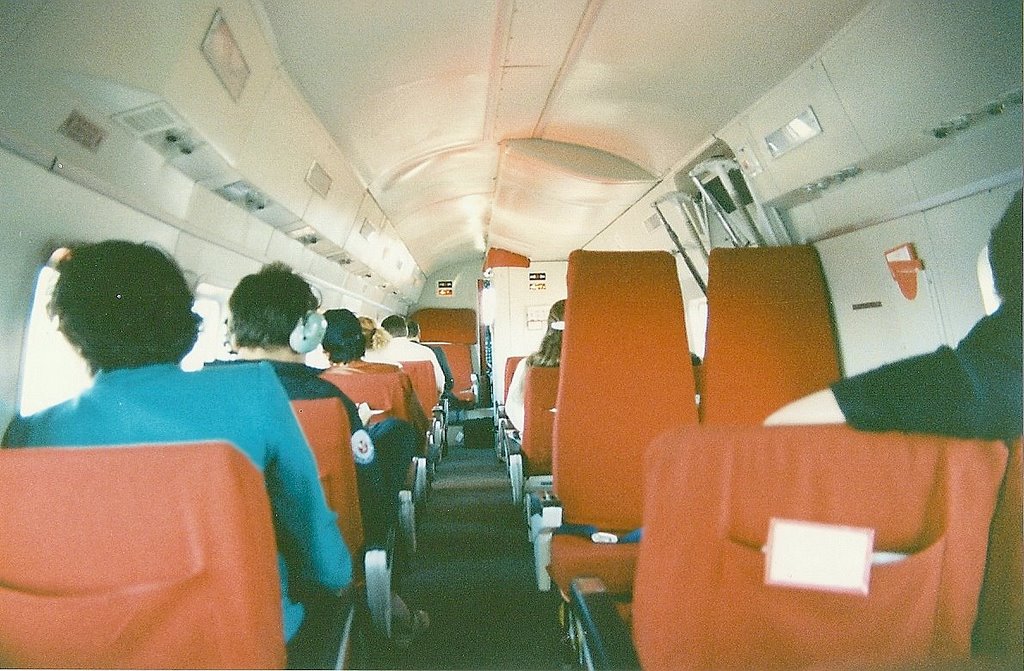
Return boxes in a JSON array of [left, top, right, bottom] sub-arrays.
[[255, 0, 870, 276]]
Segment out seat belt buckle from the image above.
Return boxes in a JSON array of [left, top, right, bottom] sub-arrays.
[[590, 531, 619, 544]]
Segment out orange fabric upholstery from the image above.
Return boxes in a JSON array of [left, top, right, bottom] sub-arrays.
[[0, 442, 285, 668], [504, 355, 524, 400], [632, 424, 1010, 671], [700, 245, 840, 424], [399, 359, 441, 419], [411, 308, 478, 344], [972, 438, 1023, 663], [291, 398, 364, 565], [434, 343, 476, 403], [549, 250, 697, 593], [521, 364, 559, 476], [322, 368, 428, 449]]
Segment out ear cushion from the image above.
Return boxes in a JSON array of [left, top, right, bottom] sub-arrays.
[[289, 312, 327, 354]]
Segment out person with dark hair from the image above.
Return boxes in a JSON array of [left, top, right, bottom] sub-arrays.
[[767, 190, 1022, 441], [227, 267, 428, 649], [505, 299, 565, 431], [365, 314, 445, 394], [321, 308, 429, 459], [2, 241, 351, 655]]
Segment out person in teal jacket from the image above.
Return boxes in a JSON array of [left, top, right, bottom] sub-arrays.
[[2, 240, 351, 658]]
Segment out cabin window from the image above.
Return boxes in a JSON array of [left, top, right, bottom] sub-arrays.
[[181, 283, 234, 371], [17, 262, 93, 416], [17, 265, 231, 416], [977, 244, 1000, 316]]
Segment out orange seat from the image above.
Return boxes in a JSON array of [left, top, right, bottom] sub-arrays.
[[0, 442, 285, 668], [399, 359, 441, 419], [291, 398, 398, 642], [291, 398, 364, 564], [520, 364, 559, 476], [322, 368, 428, 446], [413, 308, 479, 405], [972, 438, 1023, 664], [547, 250, 697, 595], [434, 343, 476, 403], [503, 355, 524, 403], [633, 424, 1011, 670], [700, 245, 840, 424]]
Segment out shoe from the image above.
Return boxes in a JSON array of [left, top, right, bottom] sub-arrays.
[[391, 609, 429, 650]]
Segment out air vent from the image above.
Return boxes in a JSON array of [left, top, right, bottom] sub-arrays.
[[305, 161, 333, 198], [112, 102, 181, 136], [58, 110, 106, 151]]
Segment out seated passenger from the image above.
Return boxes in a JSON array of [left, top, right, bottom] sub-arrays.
[[505, 299, 565, 432], [766, 191, 1023, 441], [1, 241, 351, 661], [322, 308, 429, 445], [226, 263, 428, 647], [365, 314, 446, 395], [360, 315, 392, 353]]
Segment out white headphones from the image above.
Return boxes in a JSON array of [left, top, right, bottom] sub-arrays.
[[289, 311, 327, 354]]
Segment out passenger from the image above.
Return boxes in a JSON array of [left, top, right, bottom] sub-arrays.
[[410, 319, 459, 405], [359, 315, 392, 352], [505, 299, 565, 432], [365, 314, 446, 395], [321, 308, 428, 459], [766, 191, 1023, 441], [0, 241, 351, 660], [226, 263, 428, 649]]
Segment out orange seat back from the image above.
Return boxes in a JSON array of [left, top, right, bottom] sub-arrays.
[[399, 359, 439, 418], [504, 355, 524, 400], [411, 308, 477, 344], [633, 424, 1010, 670], [322, 368, 408, 424], [0, 442, 285, 668], [434, 343, 475, 403], [291, 398, 364, 562], [321, 368, 426, 454], [521, 364, 559, 475], [554, 250, 697, 531], [700, 245, 840, 424], [972, 438, 1023, 663]]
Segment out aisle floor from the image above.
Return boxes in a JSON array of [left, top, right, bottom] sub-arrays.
[[374, 438, 567, 670]]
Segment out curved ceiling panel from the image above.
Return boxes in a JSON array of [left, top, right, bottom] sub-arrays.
[[256, 0, 872, 277]]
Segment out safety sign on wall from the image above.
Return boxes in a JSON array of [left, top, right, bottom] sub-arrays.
[[436, 280, 453, 297], [528, 272, 546, 291]]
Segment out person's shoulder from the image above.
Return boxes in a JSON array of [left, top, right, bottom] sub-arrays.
[[192, 360, 280, 393]]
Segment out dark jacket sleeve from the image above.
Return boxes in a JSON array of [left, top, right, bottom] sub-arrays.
[[833, 308, 1022, 441]]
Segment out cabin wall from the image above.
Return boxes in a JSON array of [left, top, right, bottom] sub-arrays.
[[0, 146, 399, 429], [0, 0, 424, 314], [488, 261, 569, 403]]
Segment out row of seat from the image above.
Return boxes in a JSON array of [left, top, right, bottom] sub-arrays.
[[0, 355, 453, 668], [502, 248, 1021, 668]]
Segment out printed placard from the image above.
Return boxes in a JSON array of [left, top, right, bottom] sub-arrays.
[[764, 518, 874, 595], [436, 280, 453, 297], [526, 306, 549, 330]]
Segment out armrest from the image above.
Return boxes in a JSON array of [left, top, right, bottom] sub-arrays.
[[569, 577, 640, 671]]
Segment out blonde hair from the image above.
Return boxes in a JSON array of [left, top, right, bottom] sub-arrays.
[[359, 316, 391, 351], [525, 299, 565, 368]]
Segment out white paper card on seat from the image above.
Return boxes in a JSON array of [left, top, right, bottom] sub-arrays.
[[764, 518, 874, 595]]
